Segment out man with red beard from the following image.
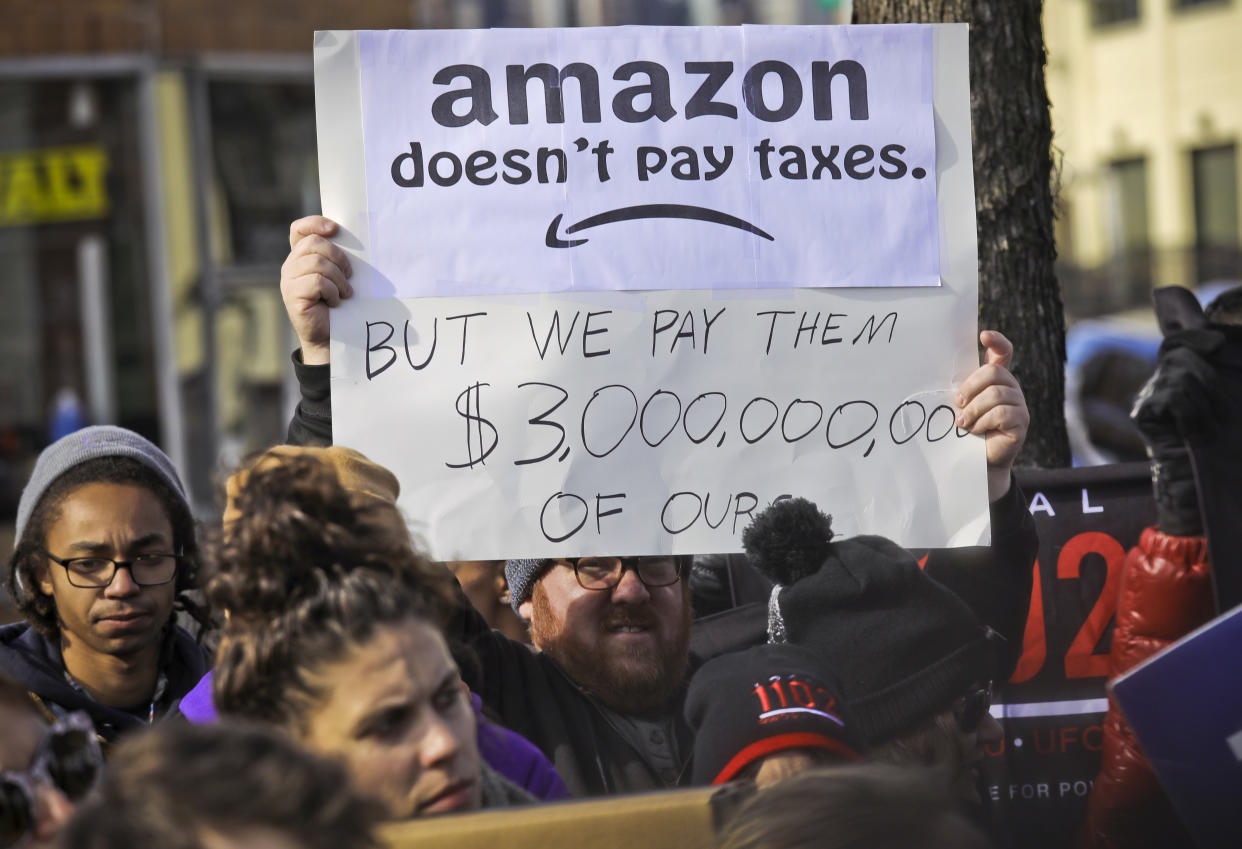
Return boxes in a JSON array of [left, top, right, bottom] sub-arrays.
[[469, 554, 697, 793], [525, 557, 692, 714]]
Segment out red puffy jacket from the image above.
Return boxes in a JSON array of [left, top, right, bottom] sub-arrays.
[[1082, 527, 1214, 849]]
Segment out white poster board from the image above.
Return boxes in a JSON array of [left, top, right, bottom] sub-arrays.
[[316, 25, 987, 560]]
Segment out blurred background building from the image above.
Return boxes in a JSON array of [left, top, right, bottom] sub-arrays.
[[0, 0, 1238, 550], [1043, 0, 1241, 464], [1046, 0, 1240, 320]]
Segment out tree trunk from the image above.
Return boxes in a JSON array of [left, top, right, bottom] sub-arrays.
[[854, 0, 1070, 469]]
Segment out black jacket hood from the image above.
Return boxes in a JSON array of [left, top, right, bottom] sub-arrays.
[[0, 620, 209, 742]]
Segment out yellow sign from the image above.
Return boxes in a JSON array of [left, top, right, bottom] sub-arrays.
[[0, 145, 109, 226]]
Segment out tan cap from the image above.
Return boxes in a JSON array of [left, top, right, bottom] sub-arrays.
[[223, 445, 406, 540]]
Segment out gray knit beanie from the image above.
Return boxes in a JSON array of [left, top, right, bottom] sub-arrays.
[[505, 554, 695, 614], [14, 425, 188, 548], [504, 558, 550, 613]]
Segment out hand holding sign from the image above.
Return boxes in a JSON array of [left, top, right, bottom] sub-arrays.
[[281, 215, 354, 366], [955, 330, 1029, 501]]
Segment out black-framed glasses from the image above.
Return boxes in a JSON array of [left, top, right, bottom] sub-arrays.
[[954, 681, 994, 734], [564, 556, 683, 591], [43, 550, 181, 589], [1, 712, 102, 848]]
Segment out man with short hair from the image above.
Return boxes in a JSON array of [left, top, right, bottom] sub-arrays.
[[279, 214, 1037, 796], [465, 553, 698, 794], [507, 554, 693, 715], [2, 426, 209, 741]]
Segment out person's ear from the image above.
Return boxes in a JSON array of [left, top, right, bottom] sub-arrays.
[[35, 561, 55, 597], [518, 598, 534, 621]]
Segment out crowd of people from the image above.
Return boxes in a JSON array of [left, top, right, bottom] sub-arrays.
[[1, 213, 1236, 849]]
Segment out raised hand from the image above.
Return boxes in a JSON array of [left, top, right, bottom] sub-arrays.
[[280, 215, 353, 366], [956, 330, 1029, 501]]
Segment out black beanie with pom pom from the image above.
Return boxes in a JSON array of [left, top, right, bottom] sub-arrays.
[[743, 497, 995, 746]]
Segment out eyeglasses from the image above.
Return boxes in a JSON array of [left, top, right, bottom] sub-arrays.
[[954, 681, 994, 734], [564, 556, 683, 591], [43, 550, 181, 589], [1, 712, 102, 848]]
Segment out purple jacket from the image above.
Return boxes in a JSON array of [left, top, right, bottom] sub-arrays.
[[180, 672, 570, 801], [472, 693, 570, 800]]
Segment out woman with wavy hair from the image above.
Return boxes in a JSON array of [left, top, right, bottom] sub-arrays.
[[206, 452, 531, 818]]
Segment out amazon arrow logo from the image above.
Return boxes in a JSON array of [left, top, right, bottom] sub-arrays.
[[545, 204, 775, 248]]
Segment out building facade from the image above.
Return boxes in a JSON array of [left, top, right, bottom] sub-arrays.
[[1044, 0, 1241, 318]]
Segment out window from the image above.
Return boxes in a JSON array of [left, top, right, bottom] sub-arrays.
[[1109, 158, 1151, 253], [1091, 0, 1141, 26], [1105, 157, 1153, 301], [208, 81, 318, 266], [1173, 0, 1229, 10], [204, 79, 320, 461], [1191, 144, 1240, 282]]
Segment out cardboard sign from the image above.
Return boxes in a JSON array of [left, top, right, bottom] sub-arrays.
[[381, 786, 730, 849], [316, 25, 986, 559]]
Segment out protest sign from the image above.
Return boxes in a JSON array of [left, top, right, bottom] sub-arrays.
[[315, 25, 986, 559], [969, 464, 1157, 849], [1112, 603, 1242, 848]]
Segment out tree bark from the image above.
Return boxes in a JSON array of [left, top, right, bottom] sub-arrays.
[[854, 0, 1070, 468]]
